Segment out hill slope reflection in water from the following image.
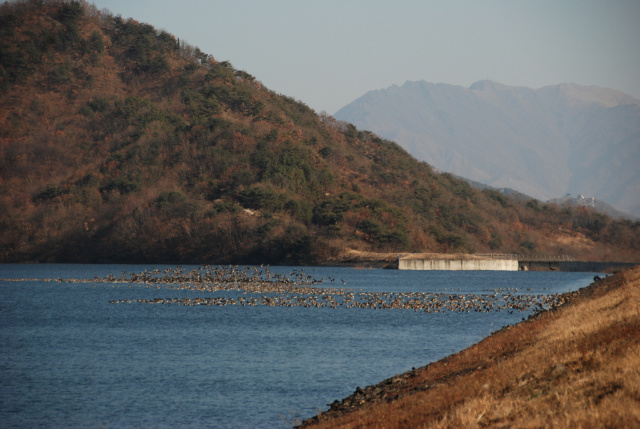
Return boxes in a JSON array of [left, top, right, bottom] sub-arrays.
[[0, 264, 594, 428]]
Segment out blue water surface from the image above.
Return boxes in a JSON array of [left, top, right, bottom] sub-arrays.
[[0, 264, 594, 429]]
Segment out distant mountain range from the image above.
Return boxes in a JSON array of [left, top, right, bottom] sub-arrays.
[[334, 80, 640, 218]]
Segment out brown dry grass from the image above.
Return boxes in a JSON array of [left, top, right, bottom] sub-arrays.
[[301, 267, 640, 429], [333, 249, 492, 264]]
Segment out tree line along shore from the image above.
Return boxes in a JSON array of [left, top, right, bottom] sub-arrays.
[[298, 266, 640, 428]]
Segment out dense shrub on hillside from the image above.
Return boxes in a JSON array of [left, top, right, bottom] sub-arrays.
[[0, 0, 638, 264]]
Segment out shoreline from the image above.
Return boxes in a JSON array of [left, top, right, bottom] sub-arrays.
[[329, 249, 638, 272], [2, 251, 636, 273], [297, 265, 640, 428]]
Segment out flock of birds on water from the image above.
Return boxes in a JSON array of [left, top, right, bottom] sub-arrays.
[[4, 265, 571, 314], [93, 265, 568, 315]]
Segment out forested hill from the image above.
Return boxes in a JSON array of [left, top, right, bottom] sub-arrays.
[[1, 0, 638, 264]]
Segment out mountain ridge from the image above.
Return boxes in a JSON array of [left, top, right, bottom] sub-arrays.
[[335, 80, 640, 217], [1, 0, 638, 264]]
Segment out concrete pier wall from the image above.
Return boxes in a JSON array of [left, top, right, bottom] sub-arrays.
[[399, 258, 519, 271]]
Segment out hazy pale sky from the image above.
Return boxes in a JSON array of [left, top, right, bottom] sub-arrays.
[[90, 0, 640, 113]]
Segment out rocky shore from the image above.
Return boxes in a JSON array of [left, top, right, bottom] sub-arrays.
[[297, 266, 640, 428]]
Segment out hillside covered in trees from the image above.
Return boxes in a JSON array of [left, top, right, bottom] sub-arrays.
[[1, 0, 639, 264]]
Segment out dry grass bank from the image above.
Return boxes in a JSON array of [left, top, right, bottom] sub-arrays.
[[300, 267, 640, 429], [328, 249, 494, 267]]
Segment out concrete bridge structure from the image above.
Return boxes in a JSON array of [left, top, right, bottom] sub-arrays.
[[397, 253, 636, 272]]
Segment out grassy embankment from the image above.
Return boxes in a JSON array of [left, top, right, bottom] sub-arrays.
[[300, 266, 640, 428], [327, 249, 498, 268]]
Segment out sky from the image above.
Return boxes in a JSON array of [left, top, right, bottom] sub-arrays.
[[90, 0, 640, 114]]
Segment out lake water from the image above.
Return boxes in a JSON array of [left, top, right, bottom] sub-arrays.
[[0, 264, 595, 429]]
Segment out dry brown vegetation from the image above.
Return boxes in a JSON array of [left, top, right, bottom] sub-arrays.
[[300, 266, 640, 429], [328, 249, 504, 268], [1, 0, 639, 264]]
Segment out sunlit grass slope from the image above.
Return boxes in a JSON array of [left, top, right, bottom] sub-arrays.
[[301, 266, 640, 428]]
